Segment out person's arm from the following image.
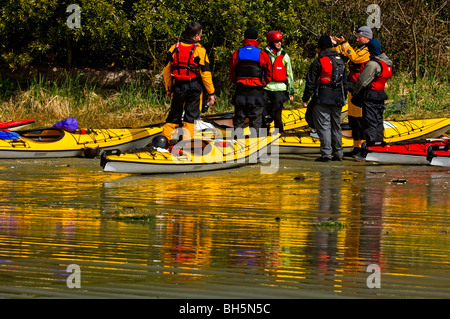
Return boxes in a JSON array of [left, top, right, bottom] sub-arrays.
[[302, 59, 320, 106], [284, 53, 295, 98], [332, 37, 370, 64], [229, 50, 238, 83], [260, 51, 273, 86], [343, 43, 370, 64], [162, 44, 177, 97], [353, 61, 379, 94], [196, 46, 215, 95]]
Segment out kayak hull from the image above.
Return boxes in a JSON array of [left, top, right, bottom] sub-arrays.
[[279, 133, 354, 154], [365, 152, 431, 165], [378, 118, 450, 142], [203, 105, 349, 131], [0, 126, 162, 158], [427, 144, 450, 167], [104, 160, 246, 174], [102, 134, 279, 174], [430, 157, 450, 167], [0, 119, 35, 131], [363, 139, 449, 165], [279, 118, 450, 155]]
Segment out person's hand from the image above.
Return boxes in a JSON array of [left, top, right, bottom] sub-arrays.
[[207, 94, 215, 106], [336, 36, 345, 44]]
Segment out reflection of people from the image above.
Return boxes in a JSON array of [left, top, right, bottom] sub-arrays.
[[332, 26, 372, 157], [229, 27, 272, 132], [302, 35, 347, 162], [352, 38, 393, 145], [162, 21, 215, 143], [263, 31, 295, 132]]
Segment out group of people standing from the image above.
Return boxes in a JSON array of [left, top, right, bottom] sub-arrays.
[[159, 22, 392, 162], [303, 26, 393, 161]]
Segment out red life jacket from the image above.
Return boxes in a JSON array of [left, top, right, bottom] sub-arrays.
[[368, 60, 392, 91], [318, 55, 345, 86], [348, 62, 366, 83], [170, 42, 200, 81], [271, 52, 287, 82], [318, 56, 334, 84]]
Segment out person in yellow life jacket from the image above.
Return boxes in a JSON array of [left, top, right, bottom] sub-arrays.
[[263, 31, 295, 133], [161, 21, 215, 143], [332, 26, 372, 157]]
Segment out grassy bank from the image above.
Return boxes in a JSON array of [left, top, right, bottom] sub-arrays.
[[0, 71, 448, 129]]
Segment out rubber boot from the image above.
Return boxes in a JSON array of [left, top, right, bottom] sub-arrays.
[[182, 122, 196, 141], [162, 122, 179, 141]]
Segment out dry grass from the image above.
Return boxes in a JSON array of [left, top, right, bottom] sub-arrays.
[[1, 71, 448, 129], [2, 93, 168, 128]]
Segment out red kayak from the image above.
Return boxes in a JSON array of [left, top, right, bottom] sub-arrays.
[[362, 138, 450, 165], [0, 119, 35, 131], [427, 143, 450, 167]]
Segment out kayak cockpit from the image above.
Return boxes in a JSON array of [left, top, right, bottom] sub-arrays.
[[18, 128, 65, 142]]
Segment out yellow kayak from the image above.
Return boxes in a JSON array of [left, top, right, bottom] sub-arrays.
[[0, 126, 163, 158], [280, 118, 450, 154], [202, 105, 349, 131], [101, 133, 280, 174], [281, 104, 348, 131]]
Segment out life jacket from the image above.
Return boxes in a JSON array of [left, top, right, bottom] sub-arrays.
[[315, 54, 346, 107], [368, 60, 392, 91], [170, 42, 200, 82], [347, 45, 369, 83], [271, 51, 287, 82], [348, 61, 367, 83], [235, 46, 263, 79], [318, 55, 345, 87]]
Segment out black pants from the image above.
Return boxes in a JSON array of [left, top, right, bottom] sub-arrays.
[[362, 100, 385, 143], [232, 86, 266, 131], [264, 90, 288, 132], [166, 83, 202, 125], [233, 105, 265, 132], [348, 115, 364, 142]]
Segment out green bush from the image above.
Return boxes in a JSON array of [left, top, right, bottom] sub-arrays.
[[1, 0, 448, 95]]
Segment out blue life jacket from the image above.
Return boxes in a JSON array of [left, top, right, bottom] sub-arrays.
[[237, 46, 261, 62], [236, 46, 263, 79]]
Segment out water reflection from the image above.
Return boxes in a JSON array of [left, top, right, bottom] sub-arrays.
[[0, 158, 448, 298]]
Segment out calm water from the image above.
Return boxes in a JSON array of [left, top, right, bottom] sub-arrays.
[[0, 155, 448, 299]]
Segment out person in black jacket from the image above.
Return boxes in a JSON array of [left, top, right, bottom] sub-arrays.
[[302, 35, 348, 162]]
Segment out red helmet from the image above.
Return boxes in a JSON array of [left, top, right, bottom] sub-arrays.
[[267, 31, 283, 43]]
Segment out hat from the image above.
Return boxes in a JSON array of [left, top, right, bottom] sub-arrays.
[[318, 35, 333, 49], [244, 27, 258, 40], [356, 26, 373, 39], [367, 38, 382, 56]]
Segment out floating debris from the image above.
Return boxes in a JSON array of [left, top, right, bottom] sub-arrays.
[[313, 220, 347, 230], [392, 179, 407, 184]]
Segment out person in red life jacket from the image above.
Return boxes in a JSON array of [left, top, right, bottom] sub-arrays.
[[332, 26, 372, 157], [161, 21, 215, 143], [229, 27, 272, 134], [302, 35, 348, 162], [263, 31, 295, 132], [352, 38, 393, 147]]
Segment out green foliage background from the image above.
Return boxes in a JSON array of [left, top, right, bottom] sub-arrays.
[[1, 0, 448, 95]]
